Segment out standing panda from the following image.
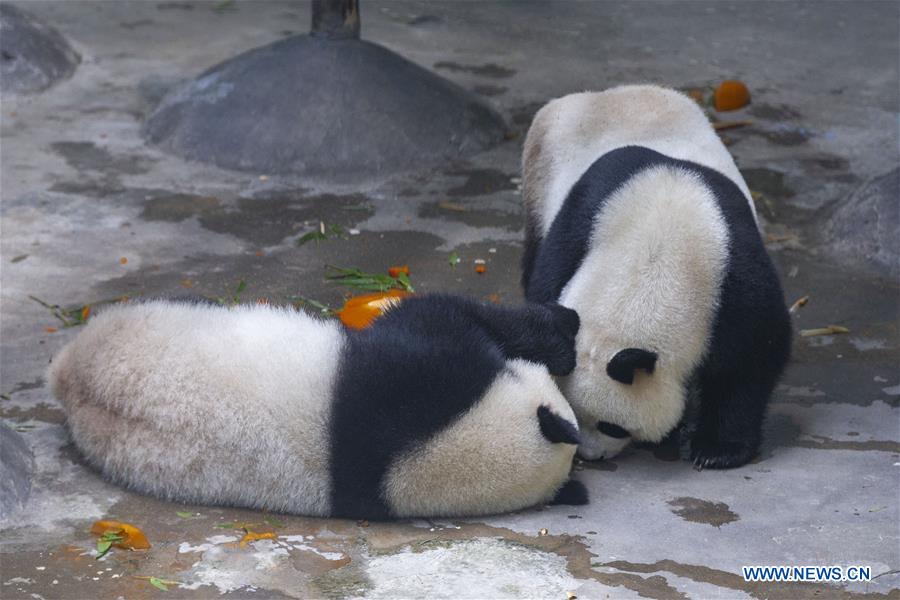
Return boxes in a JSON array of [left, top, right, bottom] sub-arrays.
[[49, 294, 587, 519], [521, 84, 791, 469]]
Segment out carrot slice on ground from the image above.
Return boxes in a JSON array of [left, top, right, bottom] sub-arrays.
[[90, 520, 151, 550], [338, 290, 410, 330]]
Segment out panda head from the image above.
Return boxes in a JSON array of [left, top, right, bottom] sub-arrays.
[[563, 346, 676, 461], [382, 359, 582, 518]]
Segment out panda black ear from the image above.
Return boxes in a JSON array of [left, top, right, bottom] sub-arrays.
[[606, 348, 658, 385], [537, 406, 581, 445]]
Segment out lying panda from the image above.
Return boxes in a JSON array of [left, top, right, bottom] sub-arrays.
[[50, 294, 587, 519], [521, 84, 791, 469]]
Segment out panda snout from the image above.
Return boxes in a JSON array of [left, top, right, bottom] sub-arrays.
[[577, 424, 632, 461]]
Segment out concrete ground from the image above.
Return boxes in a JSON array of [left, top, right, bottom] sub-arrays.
[[1, 1, 898, 598]]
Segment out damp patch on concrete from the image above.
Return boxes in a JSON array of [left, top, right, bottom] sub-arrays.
[[418, 201, 520, 230], [740, 167, 796, 200], [666, 497, 739, 528], [445, 167, 517, 197], [433, 62, 516, 79], [50, 142, 156, 176]]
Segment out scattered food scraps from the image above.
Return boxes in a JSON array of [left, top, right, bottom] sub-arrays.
[[800, 325, 850, 337], [134, 576, 181, 591], [11, 254, 28, 263], [30, 295, 102, 328], [326, 265, 414, 293], [713, 119, 753, 131], [338, 290, 410, 330], [765, 233, 797, 244], [789, 295, 809, 314], [215, 279, 247, 306], [239, 531, 277, 548], [686, 88, 706, 104], [90, 520, 151, 552], [263, 516, 285, 528], [96, 530, 123, 559], [180, 279, 194, 288], [119, 257, 128, 265], [388, 265, 410, 278], [45, 327, 58, 334], [297, 222, 345, 246], [358, 520, 370, 528], [438, 201, 468, 212], [538, 528, 548, 536], [291, 295, 336, 317], [475, 259, 486, 274], [448, 252, 461, 268], [714, 80, 751, 111], [176, 511, 198, 519], [566, 592, 578, 600]]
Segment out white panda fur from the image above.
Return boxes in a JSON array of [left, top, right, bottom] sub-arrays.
[[522, 84, 757, 238], [50, 295, 587, 518], [521, 85, 791, 469]]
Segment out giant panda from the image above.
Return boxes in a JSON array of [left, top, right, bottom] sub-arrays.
[[49, 294, 587, 519], [521, 84, 791, 469]]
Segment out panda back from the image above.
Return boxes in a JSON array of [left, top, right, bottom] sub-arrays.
[[523, 85, 755, 238], [50, 301, 343, 515]]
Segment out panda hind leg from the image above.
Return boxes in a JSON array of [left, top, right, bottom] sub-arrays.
[[690, 372, 768, 470]]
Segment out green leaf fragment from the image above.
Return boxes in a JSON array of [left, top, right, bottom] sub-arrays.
[[149, 577, 169, 591], [448, 252, 461, 268], [324, 265, 414, 293], [296, 230, 329, 246], [176, 511, 195, 519], [264, 517, 284, 528]]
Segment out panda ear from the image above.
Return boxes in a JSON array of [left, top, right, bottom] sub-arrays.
[[537, 406, 581, 445], [606, 348, 658, 385]]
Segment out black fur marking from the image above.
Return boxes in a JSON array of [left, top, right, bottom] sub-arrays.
[[549, 479, 589, 506], [606, 348, 658, 384], [329, 294, 580, 519], [523, 146, 791, 469], [537, 406, 581, 445], [597, 421, 630, 439]]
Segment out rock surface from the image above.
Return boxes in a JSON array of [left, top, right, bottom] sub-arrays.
[[0, 423, 34, 521], [0, 3, 79, 94], [144, 35, 506, 182], [822, 168, 899, 279]]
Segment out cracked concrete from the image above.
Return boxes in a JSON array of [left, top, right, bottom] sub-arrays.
[[1, 1, 898, 599]]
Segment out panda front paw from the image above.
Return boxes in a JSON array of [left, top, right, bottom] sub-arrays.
[[539, 304, 579, 376], [690, 437, 757, 470]]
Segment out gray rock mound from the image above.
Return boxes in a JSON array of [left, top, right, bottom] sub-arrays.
[[143, 35, 507, 181], [822, 168, 899, 280], [0, 3, 80, 94]]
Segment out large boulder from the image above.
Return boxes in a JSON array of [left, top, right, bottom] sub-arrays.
[[0, 423, 34, 521], [0, 3, 80, 94], [821, 168, 899, 280], [143, 35, 506, 182]]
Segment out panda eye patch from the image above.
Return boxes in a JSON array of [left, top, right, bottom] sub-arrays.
[[597, 421, 630, 439]]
